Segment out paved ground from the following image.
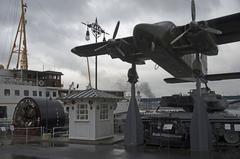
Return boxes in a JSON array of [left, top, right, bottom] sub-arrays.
[[1, 133, 240, 159], [1, 143, 240, 159]]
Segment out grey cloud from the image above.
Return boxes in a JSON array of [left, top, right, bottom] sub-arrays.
[[1, 0, 240, 96]]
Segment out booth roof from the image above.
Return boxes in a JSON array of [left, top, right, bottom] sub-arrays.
[[61, 88, 122, 100]]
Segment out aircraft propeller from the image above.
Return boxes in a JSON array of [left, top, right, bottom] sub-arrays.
[[113, 21, 120, 39], [170, 0, 222, 45], [94, 21, 127, 57]]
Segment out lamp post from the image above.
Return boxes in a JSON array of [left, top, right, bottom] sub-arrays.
[[82, 18, 109, 90]]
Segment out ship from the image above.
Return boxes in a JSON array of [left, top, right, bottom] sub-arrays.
[[0, 0, 66, 124]]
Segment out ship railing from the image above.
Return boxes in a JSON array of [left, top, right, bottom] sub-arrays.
[[52, 126, 69, 139]]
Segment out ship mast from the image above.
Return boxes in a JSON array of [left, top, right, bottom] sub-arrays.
[[6, 0, 28, 70]]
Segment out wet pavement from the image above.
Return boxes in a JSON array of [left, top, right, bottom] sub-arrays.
[[1, 143, 240, 159]]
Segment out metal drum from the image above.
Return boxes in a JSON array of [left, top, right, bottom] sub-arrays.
[[13, 97, 65, 129]]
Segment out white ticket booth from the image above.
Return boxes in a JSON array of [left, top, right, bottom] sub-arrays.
[[63, 88, 120, 141]]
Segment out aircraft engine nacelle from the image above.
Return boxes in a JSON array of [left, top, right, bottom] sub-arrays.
[[186, 29, 219, 56], [133, 21, 176, 53]]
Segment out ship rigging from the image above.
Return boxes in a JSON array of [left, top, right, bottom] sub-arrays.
[[6, 0, 28, 70]]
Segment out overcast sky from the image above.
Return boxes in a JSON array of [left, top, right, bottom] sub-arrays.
[[0, 0, 240, 97]]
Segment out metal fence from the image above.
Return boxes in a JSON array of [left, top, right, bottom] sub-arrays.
[[0, 126, 44, 144], [1, 125, 69, 145], [13, 127, 44, 144], [0, 119, 12, 127], [52, 127, 69, 138]]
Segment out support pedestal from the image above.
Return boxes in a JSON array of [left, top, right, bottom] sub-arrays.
[[124, 63, 144, 146], [190, 54, 212, 153]]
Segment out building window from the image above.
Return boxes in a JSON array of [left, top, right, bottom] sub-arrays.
[[76, 104, 88, 120], [15, 90, 20, 96], [100, 104, 108, 120], [53, 91, 57, 97], [33, 91, 37, 96], [39, 91, 42, 97], [46, 91, 50, 97], [24, 90, 29, 96], [4, 89, 10, 96]]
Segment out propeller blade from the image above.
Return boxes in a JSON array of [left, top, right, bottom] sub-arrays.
[[113, 21, 120, 39], [151, 42, 155, 52], [201, 27, 222, 35], [94, 43, 109, 52], [170, 27, 191, 45], [81, 22, 87, 26], [120, 39, 130, 45], [116, 47, 125, 57], [191, 0, 196, 21], [95, 17, 98, 25]]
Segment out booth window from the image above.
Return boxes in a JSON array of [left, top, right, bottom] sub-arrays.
[[76, 104, 88, 120], [100, 104, 108, 120]]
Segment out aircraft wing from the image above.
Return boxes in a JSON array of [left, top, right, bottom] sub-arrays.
[[207, 12, 240, 45], [72, 41, 111, 57], [71, 36, 147, 64], [164, 72, 240, 84], [172, 12, 240, 55]]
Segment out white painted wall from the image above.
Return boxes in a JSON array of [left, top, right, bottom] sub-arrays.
[[68, 100, 115, 140], [95, 104, 114, 139], [0, 83, 60, 120], [69, 101, 95, 140]]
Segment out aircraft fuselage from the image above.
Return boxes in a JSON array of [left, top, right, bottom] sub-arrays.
[[133, 21, 214, 78]]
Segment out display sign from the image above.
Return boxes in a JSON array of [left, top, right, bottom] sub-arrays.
[[163, 124, 173, 130]]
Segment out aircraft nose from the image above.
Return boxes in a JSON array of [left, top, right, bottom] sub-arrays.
[[133, 24, 155, 51], [71, 47, 77, 54]]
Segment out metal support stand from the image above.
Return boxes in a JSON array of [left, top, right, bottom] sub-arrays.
[[95, 36, 98, 90], [82, 18, 109, 90], [190, 53, 211, 157], [124, 63, 144, 146]]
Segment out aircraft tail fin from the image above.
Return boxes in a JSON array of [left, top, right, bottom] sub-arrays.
[[164, 72, 240, 84]]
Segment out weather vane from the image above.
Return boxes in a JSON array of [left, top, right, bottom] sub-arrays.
[[81, 18, 109, 90], [82, 18, 109, 42]]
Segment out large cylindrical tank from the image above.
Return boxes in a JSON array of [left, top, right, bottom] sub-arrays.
[[13, 97, 65, 129]]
